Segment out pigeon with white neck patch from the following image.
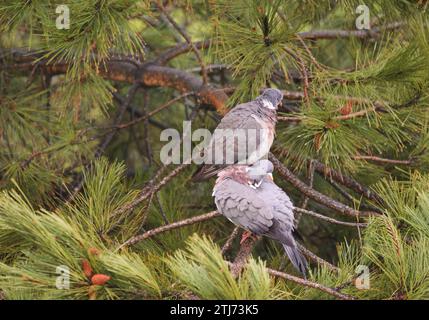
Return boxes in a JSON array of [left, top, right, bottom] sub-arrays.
[[212, 160, 308, 277], [192, 88, 283, 181]]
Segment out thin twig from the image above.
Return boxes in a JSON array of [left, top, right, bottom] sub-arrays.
[[156, 2, 209, 84], [111, 92, 195, 130], [293, 207, 368, 228], [298, 22, 404, 40], [266, 268, 356, 300], [96, 83, 140, 157], [272, 150, 382, 204], [296, 34, 324, 70], [295, 160, 315, 227], [352, 155, 412, 165], [283, 46, 310, 104], [112, 163, 189, 218], [323, 179, 382, 213], [155, 192, 170, 225], [269, 153, 378, 217], [297, 243, 340, 273], [118, 210, 221, 249]]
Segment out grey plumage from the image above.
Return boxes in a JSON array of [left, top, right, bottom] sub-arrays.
[[212, 160, 307, 277], [192, 88, 283, 181]]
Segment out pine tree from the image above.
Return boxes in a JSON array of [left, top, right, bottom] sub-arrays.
[[0, 0, 429, 300]]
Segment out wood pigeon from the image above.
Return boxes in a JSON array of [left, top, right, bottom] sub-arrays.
[[212, 159, 308, 277], [192, 88, 283, 181]]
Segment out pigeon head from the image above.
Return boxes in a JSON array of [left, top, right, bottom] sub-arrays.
[[246, 159, 274, 186], [259, 88, 283, 110]]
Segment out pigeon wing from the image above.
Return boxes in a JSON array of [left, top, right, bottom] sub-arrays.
[[257, 179, 308, 276], [213, 179, 274, 235], [192, 103, 267, 181], [256, 179, 295, 246]]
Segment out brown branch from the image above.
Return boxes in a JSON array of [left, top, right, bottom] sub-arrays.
[[278, 98, 387, 123], [297, 243, 340, 273], [311, 160, 383, 203], [9, 50, 228, 114], [334, 108, 376, 121], [118, 210, 221, 249], [296, 34, 324, 70], [154, 40, 212, 65], [293, 207, 368, 228], [269, 153, 378, 217], [113, 163, 189, 218], [276, 149, 382, 203], [266, 268, 356, 300], [352, 155, 412, 165], [221, 226, 241, 256], [277, 115, 303, 122], [298, 22, 404, 40], [229, 236, 260, 278], [110, 92, 195, 130]]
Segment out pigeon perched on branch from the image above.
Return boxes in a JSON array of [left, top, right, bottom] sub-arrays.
[[192, 88, 283, 181], [212, 160, 307, 277]]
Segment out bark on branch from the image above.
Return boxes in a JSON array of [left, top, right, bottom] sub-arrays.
[[118, 210, 221, 249], [9, 50, 228, 114], [266, 268, 356, 300], [269, 153, 378, 217]]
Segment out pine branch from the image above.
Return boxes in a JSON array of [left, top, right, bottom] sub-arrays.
[[295, 160, 315, 226], [269, 153, 379, 217], [152, 22, 403, 66], [352, 155, 413, 165], [221, 226, 241, 256], [266, 268, 356, 300], [298, 22, 404, 40], [9, 50, 228, 114], [118, 210, 221, 249], [154, 40, 212, 65], [275, 149, 382, 203], [229, 235, 260, 278], [107, 93, 195, 130], [112, 163, 190, 218], [297, 243, 340, 273], [112, 93, 169, 130], [311, 160, 383, 203], [293, 207, 368, 228]]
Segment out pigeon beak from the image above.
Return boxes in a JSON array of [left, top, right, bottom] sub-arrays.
[[267, 173, 274, 181]]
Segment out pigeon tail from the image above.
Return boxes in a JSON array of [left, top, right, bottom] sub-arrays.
[[282, 244, 308, 279]]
